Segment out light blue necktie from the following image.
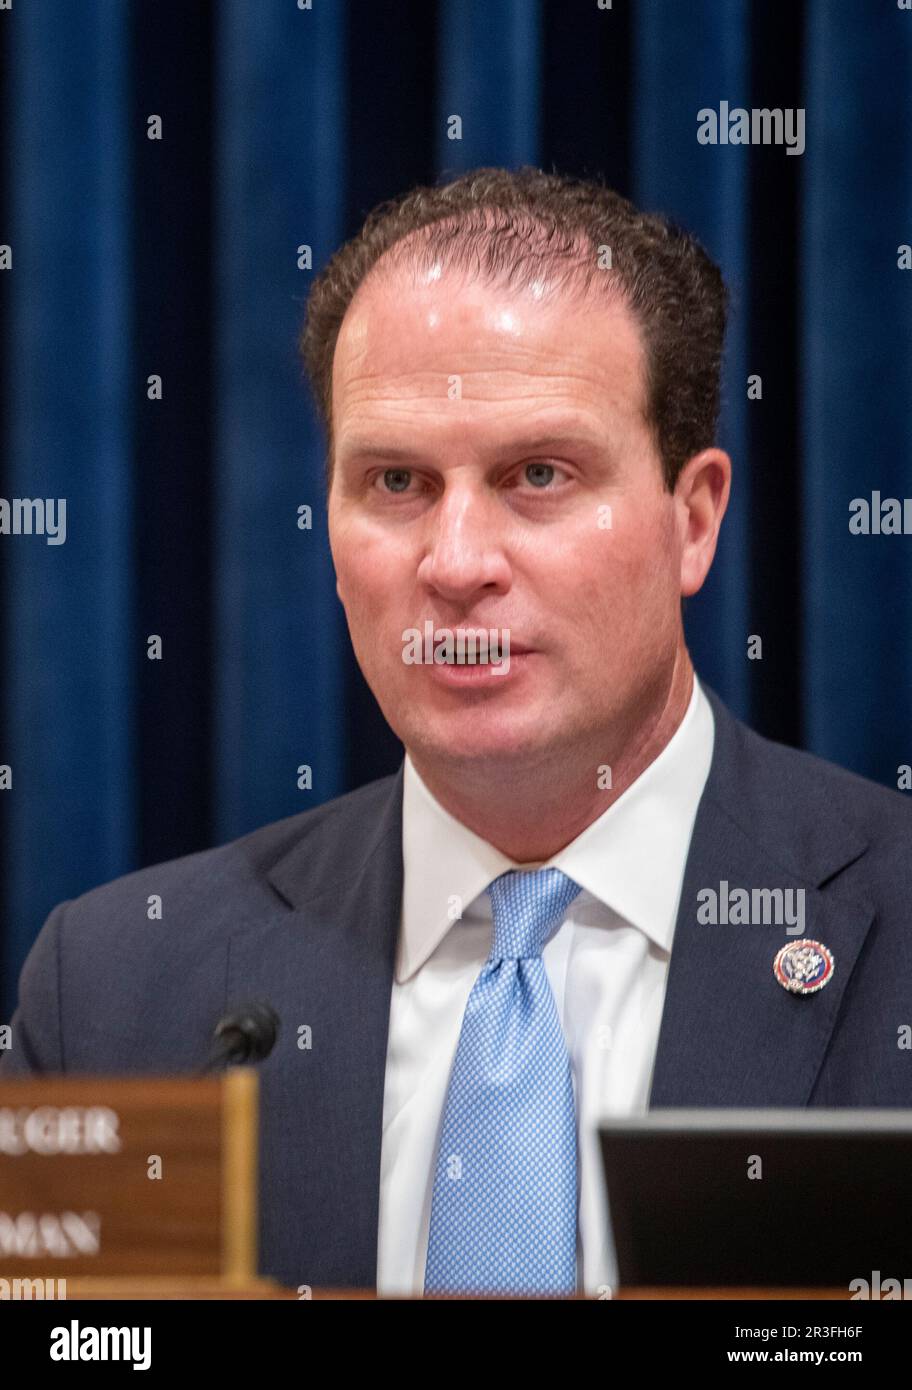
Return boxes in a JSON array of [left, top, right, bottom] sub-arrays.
[[423, 867, 582, 1296]]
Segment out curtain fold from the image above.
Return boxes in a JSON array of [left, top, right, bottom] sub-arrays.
[[436, 0, 542, 170], [801, 0, 912, 780], [634, 0, 751, 715], [213, 0, 349, 843], [2, 0, 136, 996]]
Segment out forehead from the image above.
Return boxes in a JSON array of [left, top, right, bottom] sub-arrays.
[[331, 261, 649, 444]]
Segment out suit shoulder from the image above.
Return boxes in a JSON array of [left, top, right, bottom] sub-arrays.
[[747, 721, 909, 817], [719, 703, 912, 865], [63, 769, 402, 930], [228, 768, 402, 881]]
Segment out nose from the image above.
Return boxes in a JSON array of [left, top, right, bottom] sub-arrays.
[[416, 481, 512, 605]]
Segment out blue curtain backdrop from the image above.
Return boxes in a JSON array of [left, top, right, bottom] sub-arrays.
[[1, 0, 910, 1015]]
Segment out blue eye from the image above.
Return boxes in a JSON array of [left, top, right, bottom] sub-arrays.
[[524, 463, 556, 487], [382, 469, 412, 493]]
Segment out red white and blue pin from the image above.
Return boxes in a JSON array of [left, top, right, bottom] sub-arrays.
[[773, 939, 835, 995]]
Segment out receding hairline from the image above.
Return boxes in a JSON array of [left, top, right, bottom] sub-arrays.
[[328, 216, 647, 469], [302, 167, 728, 498], [346, 211, 627, 321]]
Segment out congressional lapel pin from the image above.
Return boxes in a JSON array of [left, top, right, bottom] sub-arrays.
[[773, 939, 835, 994]]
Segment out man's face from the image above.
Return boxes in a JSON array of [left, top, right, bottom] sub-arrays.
[[328, 261, 688, 771]]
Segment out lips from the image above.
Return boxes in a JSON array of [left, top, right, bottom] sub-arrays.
[[405, 621, 537, 665], [439, 643, 534, 662]]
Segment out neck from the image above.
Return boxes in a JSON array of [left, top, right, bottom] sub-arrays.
[[408, 648, 695, 863]]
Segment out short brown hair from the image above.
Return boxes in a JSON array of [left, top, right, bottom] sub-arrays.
[[299, 166, 728, 492]]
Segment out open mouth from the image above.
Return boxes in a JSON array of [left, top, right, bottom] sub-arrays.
[[427, 650, 535, 684], [441, 653, 511, 665]]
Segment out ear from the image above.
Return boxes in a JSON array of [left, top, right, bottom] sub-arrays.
[[675, 448, 731, 597]]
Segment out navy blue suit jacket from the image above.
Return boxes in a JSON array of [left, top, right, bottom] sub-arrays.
[[1, 683, 911, 1290]]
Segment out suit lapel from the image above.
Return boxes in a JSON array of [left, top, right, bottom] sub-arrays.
[[649, 687, 874, 1107], [226, 766, 405, 1289]]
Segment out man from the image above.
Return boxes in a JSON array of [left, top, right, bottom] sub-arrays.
[[1, 168, 910, 1298]]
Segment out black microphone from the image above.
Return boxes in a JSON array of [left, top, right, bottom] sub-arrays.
[[201, 1001, 280, 1073]]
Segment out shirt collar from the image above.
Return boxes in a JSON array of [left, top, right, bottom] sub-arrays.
[[397, 673, 715, 982]]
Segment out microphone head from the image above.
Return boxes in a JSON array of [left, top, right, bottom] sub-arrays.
[[211, 1001, 280, 1066]]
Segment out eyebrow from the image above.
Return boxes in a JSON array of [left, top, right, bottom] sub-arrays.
[[337, 431, 606, 464]]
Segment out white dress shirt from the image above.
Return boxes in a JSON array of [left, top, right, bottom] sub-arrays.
[[376, 673, 715, 1296]]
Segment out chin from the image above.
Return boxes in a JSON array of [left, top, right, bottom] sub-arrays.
[[410, 716, 554, 765]]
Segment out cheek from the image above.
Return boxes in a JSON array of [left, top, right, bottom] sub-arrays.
[[331, 516, 389, 605], [331, 523, 414, 657], [562, 509, 667, 590], [560, 511, 677, 643], [610, 501, 679, 585]]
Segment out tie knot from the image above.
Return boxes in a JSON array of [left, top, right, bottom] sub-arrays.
[[487, 867, 582, 960]]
